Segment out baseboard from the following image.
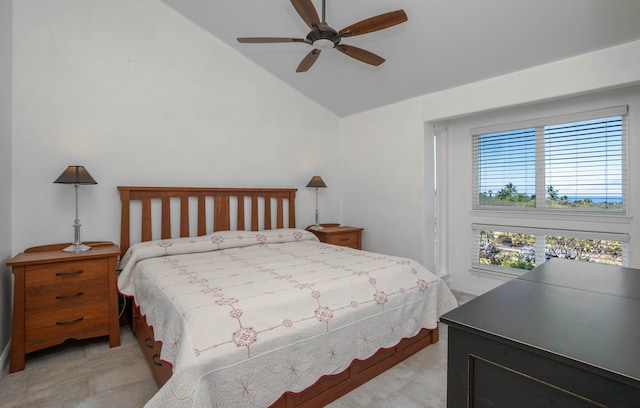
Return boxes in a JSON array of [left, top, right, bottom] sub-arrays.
[[0, 339, 10, 379]]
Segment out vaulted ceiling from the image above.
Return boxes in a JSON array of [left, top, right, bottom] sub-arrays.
[[161, 0, 640, 117]]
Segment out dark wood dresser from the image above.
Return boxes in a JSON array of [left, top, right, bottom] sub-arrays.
[[441, 259, 640, 407]]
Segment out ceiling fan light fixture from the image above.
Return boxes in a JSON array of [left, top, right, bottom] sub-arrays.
[[237, 0, 408, 72], [313, 38, 335, 50]]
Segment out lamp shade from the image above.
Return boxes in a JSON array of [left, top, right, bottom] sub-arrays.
[[54, 166, 97, 185], [306, 176, 327, 188]]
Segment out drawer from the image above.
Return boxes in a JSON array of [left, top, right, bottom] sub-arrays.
[[137, 323, 163, 371], [325, 232, 360, 248], [25, 259, 109, 288], [133, 306, 159, 362], [25, 303, 109, 352], [133, 304, 173, 385], [25, 279, 108, 313], [132, 304, 155, 357]]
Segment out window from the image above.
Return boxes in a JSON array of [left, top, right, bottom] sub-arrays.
[[471, 106, 629, 274], [476, 128, 536, 208], [474, 106, 626, 212], [473, 226, 626, 273], [545, 117, 623, 210]]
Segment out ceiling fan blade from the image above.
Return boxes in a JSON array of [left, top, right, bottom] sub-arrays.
[[290, 0, 321, 29], [237, 37, 306, 43], [296, 49, 321, 72], [339, 10, 408, 37], [337, 44, 385, 66]]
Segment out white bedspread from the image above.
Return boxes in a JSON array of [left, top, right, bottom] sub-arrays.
[[118, 229, 457, 407]]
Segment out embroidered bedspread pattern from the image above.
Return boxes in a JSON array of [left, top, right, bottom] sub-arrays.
[[118, 229, 458, 407]]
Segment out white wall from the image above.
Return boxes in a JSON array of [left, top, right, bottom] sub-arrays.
[[341, 40, 640, 294], [420, 40, 640, 123], [11, 0, 341, 254], [0, 0, 13, 376], [341, 100, 434, 266]]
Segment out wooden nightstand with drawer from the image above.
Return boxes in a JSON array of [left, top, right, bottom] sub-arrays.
[[7, 242, 121, 372], [306, 224, 363, 250]]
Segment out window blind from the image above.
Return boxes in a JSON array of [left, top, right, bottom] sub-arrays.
[[474, 128, 536, 207], [471, 224, 630, 242], [544, 116, 625, 208], [473, 106, 627, 212]]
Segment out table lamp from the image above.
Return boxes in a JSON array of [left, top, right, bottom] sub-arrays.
[[54, 165, 97, 252], [306, 176, 327, 231]]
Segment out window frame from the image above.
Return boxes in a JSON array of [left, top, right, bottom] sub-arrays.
[[471, 224, 629, 275], [469, 105, 630, 275], [472, 105, 628, 214]]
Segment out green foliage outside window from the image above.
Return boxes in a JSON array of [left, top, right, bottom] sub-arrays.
[[479, 230, 622, 271], [479, 183, 535, 207]]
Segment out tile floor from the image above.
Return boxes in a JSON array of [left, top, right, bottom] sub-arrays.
[[0, 291, 474, 408]]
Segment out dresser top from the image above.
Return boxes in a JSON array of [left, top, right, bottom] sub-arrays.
[[519, 258, 640, 301], [306, 224, 363, 233], [7, 243, 120, 266], [441, 259, 640, 383]]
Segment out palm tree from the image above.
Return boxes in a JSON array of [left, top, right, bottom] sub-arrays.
[[547, 185, 559, 201], [496, 183, 516, 199]]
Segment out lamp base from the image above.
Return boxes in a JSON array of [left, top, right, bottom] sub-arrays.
[[62, 243, 92, 253], [309, 224, 324, 231]]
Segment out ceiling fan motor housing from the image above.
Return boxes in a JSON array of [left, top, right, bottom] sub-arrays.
[[306, 24, 340, 50]]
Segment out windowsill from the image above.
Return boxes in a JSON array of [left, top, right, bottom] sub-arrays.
[[471, 209, 632, 224], [470, 266, 523, 280]]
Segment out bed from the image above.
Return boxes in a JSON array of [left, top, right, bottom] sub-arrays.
[[117, 186, 458, 407]]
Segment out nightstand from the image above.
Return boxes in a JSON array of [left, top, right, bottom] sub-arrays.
[[6, 242, 121, 372], [306, 224, 363, 249]]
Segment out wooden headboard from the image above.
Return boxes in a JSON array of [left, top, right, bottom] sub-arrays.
[[118, 186, 297, 256]]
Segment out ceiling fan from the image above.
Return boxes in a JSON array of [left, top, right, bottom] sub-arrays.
[[237, 0, 408, 72]]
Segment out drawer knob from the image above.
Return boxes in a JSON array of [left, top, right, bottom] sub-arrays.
[[55, 269, 84, 277], [55, 291, 84, 299], [152, 354, 163, 366], [55, 316, 84, 325]]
